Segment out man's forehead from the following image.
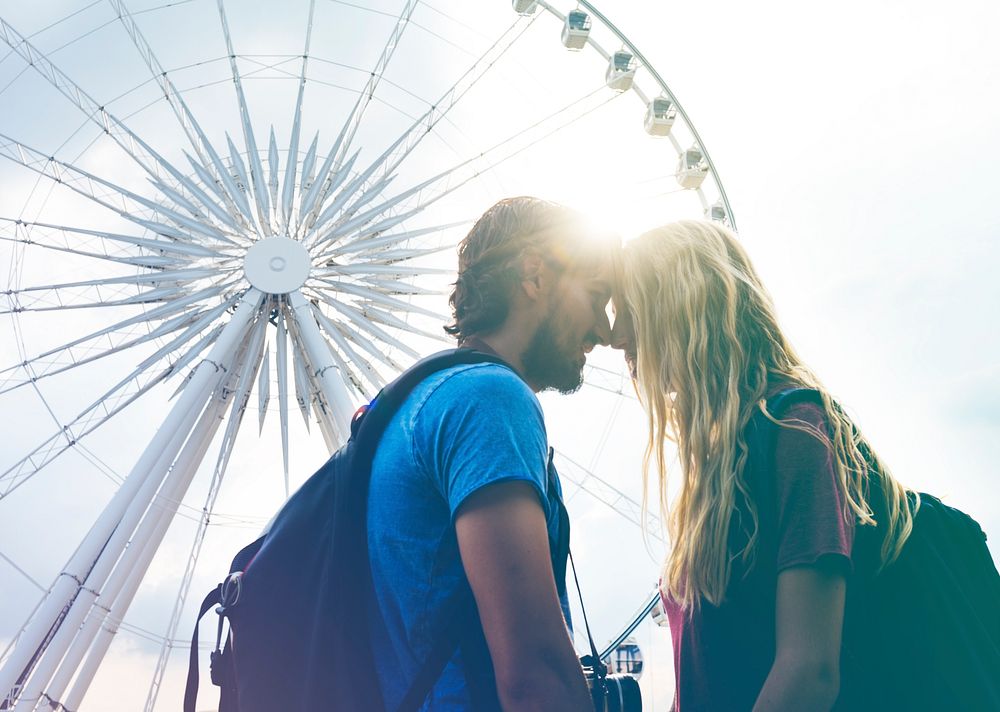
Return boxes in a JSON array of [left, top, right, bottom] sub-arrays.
[[568, 263, 613, 303]]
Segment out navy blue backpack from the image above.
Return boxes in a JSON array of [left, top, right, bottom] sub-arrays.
[[184, 349, 504, 712]]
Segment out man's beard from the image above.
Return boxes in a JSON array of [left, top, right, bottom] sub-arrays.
[[521, 312, 584, 395]]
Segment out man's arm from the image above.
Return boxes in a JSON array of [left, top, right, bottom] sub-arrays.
[[752, 563, 846, 712], [455, 480, 592, 712]]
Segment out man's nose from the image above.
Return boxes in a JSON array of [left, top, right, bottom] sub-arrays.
[[591, 307, 612, 348], [609, 314, 628, 351]]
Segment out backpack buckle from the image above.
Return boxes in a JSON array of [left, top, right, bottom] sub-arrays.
[[221, 571, 243, 609]]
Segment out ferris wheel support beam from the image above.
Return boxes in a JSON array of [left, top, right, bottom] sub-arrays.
[[31, 392, 232, 712], [139, 315, 267, 712], [11, 409, 209, 712], [0, 290, 263, 707], [9, 306, 260, 712], [287, 290, 356, 444]]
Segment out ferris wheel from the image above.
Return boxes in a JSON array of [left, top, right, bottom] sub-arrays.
[[0, 1, 733, 709]]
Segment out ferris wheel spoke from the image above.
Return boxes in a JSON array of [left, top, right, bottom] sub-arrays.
[[323, 219, 467, 258], [0, 294, 223, 386], [0, 308, 200, 396], [0, 280, 232, 315], [0, 361, 169, 499], [304, 155, 379, 244], [310, 290, 418, 360], [308, 303, 387, 394], [358, 244, 456, 265], [374, 36, 526, 174], [0, 218, 221, 272], [0, 296, 239, 495], [353, 84, 618, 236], [0, 15, 247, 234], [313, 263, 449, 278], [327, 0, 419, 175], [257, 347, 270, 432], [582, 362, 637, 398], [275, 306, 291, 476], [295, 132, 320, 222], [224, 132, 261, 229], [0, 133, 240, 248], [174, 155, 245, 233], [350, 274, 446, 297], [279, 0, 316, 234], [309, 85, 615, 260], [109, 0, 254, 228], [311, 277, 441, 321], [297, 149, 358, 238], [217, 0, 272, 232], [0, 17, 180, 187], [553, 449, 663, 542], [267, 129, 282, 232], [344, 14, 535, 201]]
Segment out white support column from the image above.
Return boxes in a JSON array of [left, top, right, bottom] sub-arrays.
[[0, 289, 263, 707], [10, 321, 253, 712], [42, 391, 232, 711], [287, 290, 356, 444]]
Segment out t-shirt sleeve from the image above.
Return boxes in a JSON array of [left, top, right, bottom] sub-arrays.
[[411, 364, 549, 519], [772, 402, 854, 573]]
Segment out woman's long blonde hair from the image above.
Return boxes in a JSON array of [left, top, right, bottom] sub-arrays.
[[619, 220, 915, 608]]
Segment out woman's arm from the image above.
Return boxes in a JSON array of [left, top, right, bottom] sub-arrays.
[[752, 562, 846, 712]]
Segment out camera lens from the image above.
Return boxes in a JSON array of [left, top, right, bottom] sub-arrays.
[[604, 673, 641, 712]]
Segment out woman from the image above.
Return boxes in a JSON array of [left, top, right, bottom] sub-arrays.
[[610, 220, 917, 711]]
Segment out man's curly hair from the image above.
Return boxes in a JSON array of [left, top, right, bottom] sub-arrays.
[[444, 196, 611, 340]]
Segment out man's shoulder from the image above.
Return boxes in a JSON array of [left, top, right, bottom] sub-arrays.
[[408, 361, 544, 440]]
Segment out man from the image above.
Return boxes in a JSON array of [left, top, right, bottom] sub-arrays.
[[367, 196, 617, 711]]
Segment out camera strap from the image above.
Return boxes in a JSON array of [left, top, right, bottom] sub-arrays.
[[569, 549, 606, 681]]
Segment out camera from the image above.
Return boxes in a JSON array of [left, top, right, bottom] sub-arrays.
[[581, 655, 641, 712]]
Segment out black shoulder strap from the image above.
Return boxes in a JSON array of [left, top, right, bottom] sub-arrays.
[[184, 586, 222, 712], [746, 386, 825, 560]]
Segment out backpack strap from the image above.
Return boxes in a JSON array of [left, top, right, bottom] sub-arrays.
[[361, 348, 509, 712], [396, 592, 479, 712], [746, 386, 825, 560], [184, 586, 222, 712]]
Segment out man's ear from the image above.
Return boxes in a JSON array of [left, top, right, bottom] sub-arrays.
[[519, 251, 546, 302]]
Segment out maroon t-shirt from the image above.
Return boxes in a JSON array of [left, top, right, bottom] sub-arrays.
[[663, 400, 854, 711]]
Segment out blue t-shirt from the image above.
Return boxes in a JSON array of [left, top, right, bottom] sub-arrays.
[[367, 363, 571, 711]]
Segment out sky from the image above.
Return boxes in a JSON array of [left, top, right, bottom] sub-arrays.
[[0, 1, 997, 710]]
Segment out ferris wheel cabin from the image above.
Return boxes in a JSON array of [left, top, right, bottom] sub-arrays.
[[605, 51, 638, 91], [644, 97, 677, 136], [677, 146, 709, 189], [512, 0, 538, 14], [707, 200, 728, 223], [561, 10, 592, 50]]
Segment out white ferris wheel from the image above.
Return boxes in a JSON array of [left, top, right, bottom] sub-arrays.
[[0, 1, 733, 710]]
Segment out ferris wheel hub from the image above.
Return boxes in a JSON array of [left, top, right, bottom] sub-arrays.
[[243, 237, 312, 294]]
